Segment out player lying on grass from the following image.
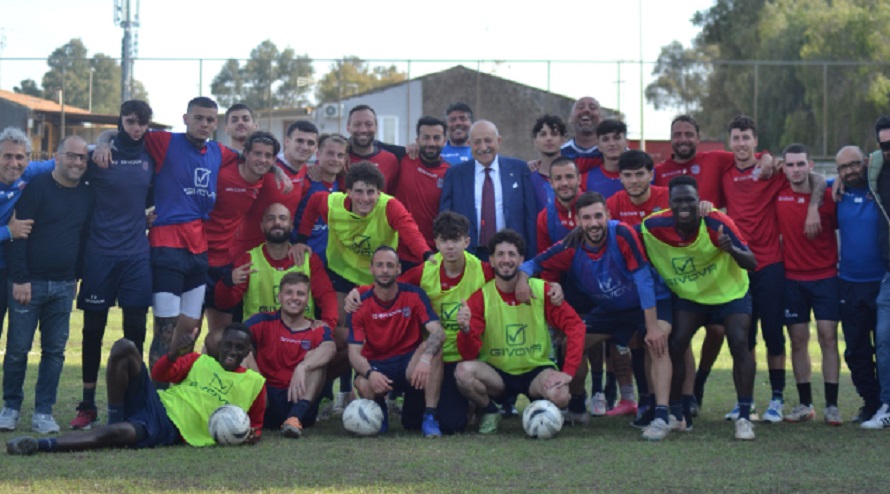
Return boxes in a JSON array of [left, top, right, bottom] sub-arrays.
[[7, 324, 266, 455]]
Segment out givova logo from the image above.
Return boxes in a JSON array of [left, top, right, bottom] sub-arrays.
[[210, 373, 233, 395], [352, 235, 372, 256], [505, 324, 527, 347], [671, 257, 696, 275]]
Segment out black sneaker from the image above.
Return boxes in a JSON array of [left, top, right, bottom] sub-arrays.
[[631, 405, 655, 429], [499, 403, 519, 418], [853, 403, 878, 423]]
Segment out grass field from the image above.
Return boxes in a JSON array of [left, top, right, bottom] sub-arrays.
[[0, 308, 884, 494]]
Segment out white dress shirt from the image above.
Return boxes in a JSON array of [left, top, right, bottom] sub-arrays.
[[474, 156, 505, 235]]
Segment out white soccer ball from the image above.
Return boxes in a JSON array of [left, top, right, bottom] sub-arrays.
[[208, 404, 251, 446], [522, 400, 564, 439], [342, 399, 384, 436]]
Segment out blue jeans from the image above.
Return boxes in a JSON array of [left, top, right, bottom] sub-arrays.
[[2, 279, 76, 414], [875, 272, 890, 404]]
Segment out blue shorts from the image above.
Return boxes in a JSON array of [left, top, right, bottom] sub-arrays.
[[656, 298, 673, 326], [327, 267, 356, 294], [370, 352, 416, 393], [203, 264, 233, 312], [674, 293, 753, 321], [583, 308, 641, 346], [78, 252, 152, 310], [493, 365, 550, 400], [785, 276, 840, 324], [125, 364, 179, 449], [151, 247, 208, 296]]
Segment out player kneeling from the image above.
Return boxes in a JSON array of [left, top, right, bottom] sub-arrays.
[[7, 324, 265, 455], [244, 272, 337, 438], [348, 246, 447, 437], [453, 230, 586, 435]]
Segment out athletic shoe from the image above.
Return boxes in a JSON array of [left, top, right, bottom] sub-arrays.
[[852, 404, 878, 424], [605, 399, 637, 417], [588, 392, 607, 417], [331, 392, 350, 418], [631, 405, 655, 429], [725, 402, 757, 421], [688, 398, 700, 418], [641, 418, 670, 441], [784, 404, 815, 423], [499, 403, 519, 418], [386, 396, 402, 419], [316, 398, 333, 421], [762, 398, 784, 423], [422, 414, 442, 438], [479, 412, 500, 434], [563, 409, 590, 426], [823, 406, 843, 426], [669, 415, 692, 432], [861, 404, 890, 430], [0, 407, 20, 432], [6, 436, 38, 456], [69, 402, 99, 430], [735, 418, 755, 440], [281, 417, 303, 438], [31, 414, 60, 435]]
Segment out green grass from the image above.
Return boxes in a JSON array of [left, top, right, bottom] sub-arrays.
[[0, 309, 883, 493]]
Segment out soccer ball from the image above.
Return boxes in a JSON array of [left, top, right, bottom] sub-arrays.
[[208, 404, 251, 446], [342, 399, 384, 436], [522, 400, 564, 439]]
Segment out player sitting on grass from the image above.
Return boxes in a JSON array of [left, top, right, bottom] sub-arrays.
[[245, 272, 336, 438], [7, 324, 265, 455]]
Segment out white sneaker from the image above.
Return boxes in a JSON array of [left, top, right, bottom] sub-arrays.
[[563, 409, 590, 426], [861, 404, 890, 430], [0, 407, 20, 431], [31, 413, 60, 434], [331, 392, 349, 417], [642, 418, 671, 441], [588, 392, 607, 416], [762, 399, 784, 423], [735, 418, 755, 440], [784, 404, 815, 422]]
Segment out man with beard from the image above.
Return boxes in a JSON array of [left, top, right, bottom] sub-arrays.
[[6, 324, 266, 454], [348, 246, 446, 436], [537, 157, 581, 252], [832, 146, 883, 425], [440, 121, 538, 260], [607, 150, 670, 227], [70, 100, 155, 431], [529, 115, 568, 211], [395, 116, 451, 249], [562, 96, 603, 161], [641, 175, 758, 440], [775, 143, 841, 425], [517, 192, 672, 440], [441, 102, 474, 165], [347, 105, 402, 193], [454, 229, 585, 434], [214, 202, 338, 329], [223, 103, 258, 152]]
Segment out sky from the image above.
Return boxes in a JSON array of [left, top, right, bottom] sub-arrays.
[[0, 0, 717, 140]]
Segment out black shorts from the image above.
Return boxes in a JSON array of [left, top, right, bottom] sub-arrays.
[[785, 277, 840, 324], [583, 308, 642, 347], [203, 264, 234, 312], [151, 247, 208, 296], [125, 364, 179, 449], [674, 293, 753, 320], [493, 365, 551, 400], [327, 267, 356, 294], [78, 252, 152, 310]]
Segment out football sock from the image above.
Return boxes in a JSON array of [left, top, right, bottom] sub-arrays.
[[339, 371, 353, 393], [107, 403, 125, 425], [82, 387, 96, 407], [591, 371, 604, 395], [568, 393, 586, 414], [424, 407, 437, 419], [669, 401, 683, 421], [483, 400, 499, 414], [797, 382, 813, 406], [605, 372, 617, 405], [654, 405, 669, 423], [824, 382, 838, 408], [738, 397, 753, 420], [619, 384, 635, 402], [769, 369, 786, 400], [37, 438, 57, 452], [290, 400, 312, 420], [631, 348, 648, 396]]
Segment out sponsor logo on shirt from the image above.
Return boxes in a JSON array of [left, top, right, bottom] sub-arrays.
[[371, 307, 411, 320], [351, 235, 372, 256], [690, 165, 701, 175]]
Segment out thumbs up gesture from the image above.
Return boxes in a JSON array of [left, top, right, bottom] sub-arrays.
[[716, 224, 733, 253], [456, 299, 472, 333]]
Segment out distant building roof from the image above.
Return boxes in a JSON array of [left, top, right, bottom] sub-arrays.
[[0, 89, 90, 114]]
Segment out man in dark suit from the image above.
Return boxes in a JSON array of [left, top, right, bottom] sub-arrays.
[[440, 120, 537, 261]]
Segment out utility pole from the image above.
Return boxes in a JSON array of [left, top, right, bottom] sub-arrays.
[[115, 0, 140, 102]]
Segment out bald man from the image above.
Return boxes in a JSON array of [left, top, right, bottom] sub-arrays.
[[440, 120, 537, 260], [562, 96, 604, 160]]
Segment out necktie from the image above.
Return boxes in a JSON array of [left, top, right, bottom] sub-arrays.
[[480, 167, 496, 246]]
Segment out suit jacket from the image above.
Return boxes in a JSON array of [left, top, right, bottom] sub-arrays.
[[440, 155, 538, 258]]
